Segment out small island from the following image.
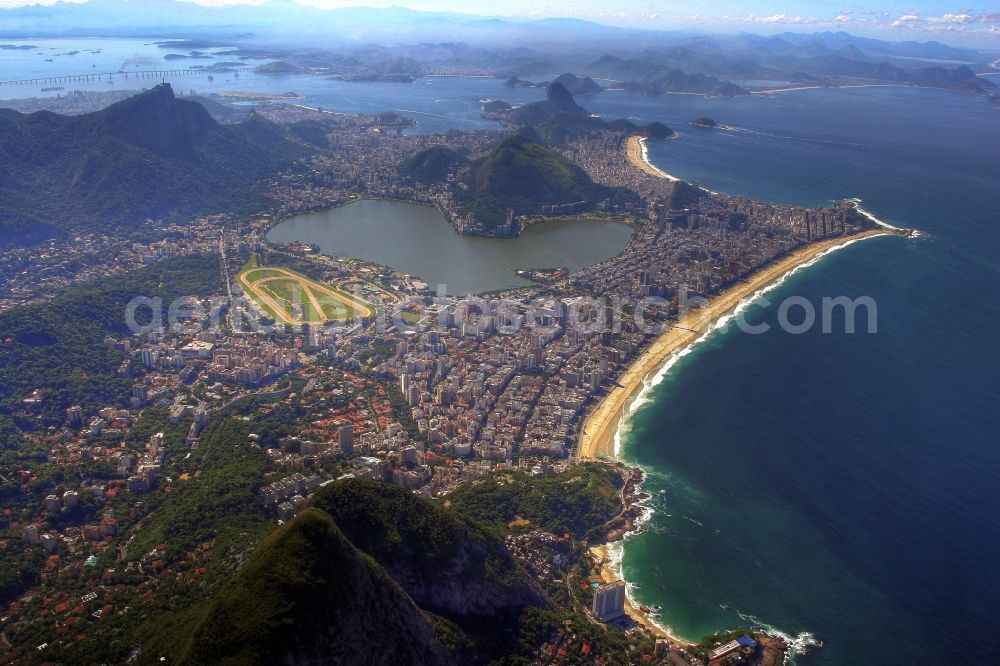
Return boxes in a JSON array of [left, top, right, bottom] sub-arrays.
[[690, 117, 718, 128]]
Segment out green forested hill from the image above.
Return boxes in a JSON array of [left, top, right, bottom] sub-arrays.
[[177, 507, 451, 666], [151, 479, 549, 665], [0, 254, 221, 424], [0, 84, 308, 246], [456, 134, 636, 230], [446, 463, 624, 538], [399, 145, 469, 183], [309, 479, 544, 617]]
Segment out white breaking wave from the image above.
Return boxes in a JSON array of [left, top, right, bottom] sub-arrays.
[[612, 230, 895, 462], [603, 231, 895, 655], [638, 137, 679, 181], [736, 610, 823, 664], [850, 200, 926, 238], [603, 540, 689, 640], [603, 197, 910, 658]]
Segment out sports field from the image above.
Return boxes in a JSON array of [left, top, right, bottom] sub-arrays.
[[238, 258, 373, 325]]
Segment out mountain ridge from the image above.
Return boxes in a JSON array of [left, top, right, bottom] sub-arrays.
[[0, 84, 310, 246], [176, 507, 452, 666]]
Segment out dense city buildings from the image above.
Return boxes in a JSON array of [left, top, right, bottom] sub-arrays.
[[0, 91, 880, 663]]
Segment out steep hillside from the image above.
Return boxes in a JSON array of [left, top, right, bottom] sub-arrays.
[[176, 508, 450, 666], [0, 84, 309, 246], [537, 113, 631, 144], [156, 480, 549, 664], [509, 81, 589, 125], [456, 134, 636, 230], [552, 72, 603, 96], [399, 145, 469, 184], [308, 479, 544, 618]]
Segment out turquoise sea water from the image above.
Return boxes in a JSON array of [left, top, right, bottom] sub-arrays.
[[613, 88, 1000, 664], [4, 41, 998, 663]]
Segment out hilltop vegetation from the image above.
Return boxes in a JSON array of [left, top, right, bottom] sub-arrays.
[[399, 145, 469, 184], [0, 254, 221, 426], [309, 479, 544, 617], [141, 478, 552, 665], [455, 134, 637, 232], [667, 179, 705, 211], [446, 462, 625, 539], [530, 112, 630, 145], [0, 84, 311, 246], [176, 508, 450, 665]]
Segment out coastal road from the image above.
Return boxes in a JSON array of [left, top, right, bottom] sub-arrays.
[[576, 229, 898, 463]]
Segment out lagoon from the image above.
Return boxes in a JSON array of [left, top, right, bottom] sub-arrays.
[[265, 199, 632, 294]]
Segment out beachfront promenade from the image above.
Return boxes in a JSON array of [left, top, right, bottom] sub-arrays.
[[577, 228, 894, 462]]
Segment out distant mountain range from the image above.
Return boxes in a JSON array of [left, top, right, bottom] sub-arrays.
[[0, 2, 992, 59], [0, 1, 624, 42], [2, 2, 993, 104], [0, 84, 310, 245], [587, 55, 749, 96]]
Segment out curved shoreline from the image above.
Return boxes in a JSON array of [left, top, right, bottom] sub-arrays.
[[578, 140, 914, 652], [625, 135, 679, 181], [579, 230, 897, 650], [577, 228, 894, 463], [590, 541, 696, 646]]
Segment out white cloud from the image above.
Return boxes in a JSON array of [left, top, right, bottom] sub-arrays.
[[891, 13, 921, 28], [926, 12, 976, 25], [891, 10, 1000, 32]]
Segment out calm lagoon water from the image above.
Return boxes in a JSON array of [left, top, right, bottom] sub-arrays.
[[8, 39, 999, 664], [265, 199, 632, 294]]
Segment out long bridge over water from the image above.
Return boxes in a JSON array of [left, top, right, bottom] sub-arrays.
[[0, 66, 257, 87]]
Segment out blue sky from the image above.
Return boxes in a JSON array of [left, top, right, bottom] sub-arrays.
[[2, 1, 998, 45]]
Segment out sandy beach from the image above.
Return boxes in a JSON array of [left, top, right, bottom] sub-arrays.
[[578, 229, 893, 462], [625, 135, 678, 181], [579, 229, 894, 644], [589, 543, 695, 646], [577, 138, 908, 645]]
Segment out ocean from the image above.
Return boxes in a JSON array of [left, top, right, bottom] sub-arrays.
[[611, 87, 1000, 665], [3, 41, 998, 663]]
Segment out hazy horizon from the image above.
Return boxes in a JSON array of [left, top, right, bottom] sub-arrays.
[[1, 0, 998, 50]]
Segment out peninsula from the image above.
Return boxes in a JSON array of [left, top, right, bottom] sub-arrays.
[[573, 139, 913, 645]]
